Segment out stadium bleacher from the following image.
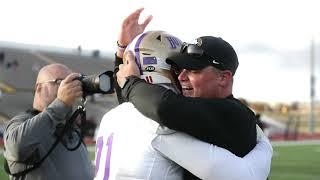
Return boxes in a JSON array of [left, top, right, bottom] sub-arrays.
[[0, 45, 118, 125]]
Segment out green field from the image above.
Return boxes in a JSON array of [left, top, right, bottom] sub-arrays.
[[1, 142, 320, 180], [0, 153, 8, 180], [269, 141, 320, 180]]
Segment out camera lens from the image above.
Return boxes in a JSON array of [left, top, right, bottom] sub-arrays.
[[99, 74, 111, 93]]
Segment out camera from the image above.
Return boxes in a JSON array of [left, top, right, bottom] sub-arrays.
[[77, 71, 114, 96]]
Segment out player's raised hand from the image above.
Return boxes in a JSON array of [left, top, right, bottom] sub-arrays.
[[117, 8, 153, 58]]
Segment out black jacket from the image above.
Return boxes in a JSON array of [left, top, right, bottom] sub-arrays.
[[121, 76, 257, 157]]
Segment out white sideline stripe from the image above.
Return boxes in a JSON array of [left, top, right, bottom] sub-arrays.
[[31, 51, 57, 64], [2, 141, 320, 158], [30, 50, 76, 72], [85, 140, 320, 152], [272, 140, 320, 146], [87, 146, 95, 152]]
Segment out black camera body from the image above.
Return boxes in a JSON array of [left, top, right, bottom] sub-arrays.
[[77, 71, 114, 96]]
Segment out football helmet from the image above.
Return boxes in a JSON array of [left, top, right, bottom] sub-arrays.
[[123, 31, 182, 87]]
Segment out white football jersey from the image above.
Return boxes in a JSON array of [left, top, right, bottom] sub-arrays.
[[94, 102, 183, 180]]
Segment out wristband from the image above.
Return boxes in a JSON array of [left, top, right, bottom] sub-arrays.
[[117, 41, 127, 49]]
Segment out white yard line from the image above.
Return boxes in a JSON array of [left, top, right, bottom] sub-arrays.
[[272, 140, 320, 146]]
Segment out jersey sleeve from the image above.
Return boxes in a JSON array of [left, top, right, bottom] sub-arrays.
[[152, 126, 272, 180]]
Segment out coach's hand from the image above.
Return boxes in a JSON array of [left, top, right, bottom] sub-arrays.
[[117, 51, 140, 87]]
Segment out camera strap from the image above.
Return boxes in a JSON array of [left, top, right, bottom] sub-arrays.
[[4, 105, 86, 177]]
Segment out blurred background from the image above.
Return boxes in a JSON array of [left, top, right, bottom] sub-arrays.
[[0, 0, 319, 179]]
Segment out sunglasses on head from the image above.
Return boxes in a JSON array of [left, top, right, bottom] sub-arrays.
[[180, 43, 226, 69]]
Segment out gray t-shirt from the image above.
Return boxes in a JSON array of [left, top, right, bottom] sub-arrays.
[[4, 99, 94, 180]]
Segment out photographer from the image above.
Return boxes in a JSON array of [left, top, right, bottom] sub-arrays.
[[3, 64, 94, 180]]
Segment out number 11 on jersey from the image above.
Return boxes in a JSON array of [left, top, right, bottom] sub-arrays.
[[95, 133, 114, 180]]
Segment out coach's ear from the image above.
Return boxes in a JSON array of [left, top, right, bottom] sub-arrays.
[[218, 70, 232, 87]]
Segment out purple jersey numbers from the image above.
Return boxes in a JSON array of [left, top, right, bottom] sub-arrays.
[[95, 133, 114, 180], [95, 136, 104, 175]]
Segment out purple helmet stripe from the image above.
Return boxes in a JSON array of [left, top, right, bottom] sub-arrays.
[[134, 32, 148, 75], [166, 36, 182, 49]]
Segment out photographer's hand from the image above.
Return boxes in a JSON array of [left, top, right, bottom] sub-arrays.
[[117, 8, 153, 58], [57, 73, 83, 106]]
